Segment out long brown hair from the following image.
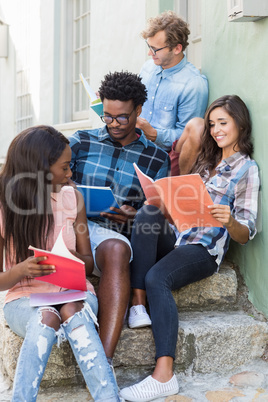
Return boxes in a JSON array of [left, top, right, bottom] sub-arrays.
[[193, 95, 253, 176], [0, 125, 69, 263]]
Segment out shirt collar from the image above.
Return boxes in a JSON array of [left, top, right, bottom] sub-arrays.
[[97, 126, 150, 148], [156, 54, 187, 78], [203, 152, 247, 180], [97, 125, 112, 141], [216, 151, 246, 172]]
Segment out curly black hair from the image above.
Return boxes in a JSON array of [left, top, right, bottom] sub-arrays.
[[99, 71, 147, 108]]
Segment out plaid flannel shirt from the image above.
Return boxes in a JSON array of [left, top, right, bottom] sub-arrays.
[[174, 152, 260, 268]]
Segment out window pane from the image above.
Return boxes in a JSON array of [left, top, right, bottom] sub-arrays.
[[72, 1, 90, 120], [82, 0, 89, 14], [75, 0, 80, 18], [82, 82, 88, 110], [82, 15, 88, 46], [74, 82, 80, 112], [82, 47, 89, 76], [75, 19, 81, 48], [74, 51, 80, 81]]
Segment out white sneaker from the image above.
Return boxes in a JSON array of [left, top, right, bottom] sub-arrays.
[[120, 374, 179, 401], [128, 305, 152, 329]]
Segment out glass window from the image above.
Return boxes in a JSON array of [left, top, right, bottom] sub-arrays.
[[15, 0, 33, 132], [72, 0, 91, 120]]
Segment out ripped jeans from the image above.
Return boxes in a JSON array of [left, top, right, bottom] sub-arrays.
[[3, 291, 119, 402]]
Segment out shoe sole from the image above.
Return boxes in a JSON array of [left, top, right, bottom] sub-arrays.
[[128, 317, 152, 328], [120, 387, 179, 401], [128, 321, 152, 329]]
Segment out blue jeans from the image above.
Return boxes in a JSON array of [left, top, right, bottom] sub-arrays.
[[131, 205, 217, 360], [4, 292, 119, 402]]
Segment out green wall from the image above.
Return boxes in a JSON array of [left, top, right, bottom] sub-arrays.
[[202, 0, 268, 316], [146, 0, 174, 18]]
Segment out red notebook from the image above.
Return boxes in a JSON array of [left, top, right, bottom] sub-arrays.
[[29, 227, 87, 291]]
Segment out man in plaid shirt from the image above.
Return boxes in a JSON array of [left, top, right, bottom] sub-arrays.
[[69, 71, 169, 368]]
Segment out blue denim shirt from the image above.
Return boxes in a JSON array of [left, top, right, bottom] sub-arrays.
[[140, 56, 209, 151]]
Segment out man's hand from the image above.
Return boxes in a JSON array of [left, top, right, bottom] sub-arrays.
[[100, 205, 137, 224], [136, 117, 157, 142]]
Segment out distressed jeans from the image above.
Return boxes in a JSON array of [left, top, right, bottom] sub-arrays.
[[4, 291, 119, 402]]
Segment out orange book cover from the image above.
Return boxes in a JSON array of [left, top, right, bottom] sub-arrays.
[[134, 163, 222, 232], [29, 227, 87, 291]]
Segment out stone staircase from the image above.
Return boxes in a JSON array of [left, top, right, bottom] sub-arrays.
[[0, 260, 267, 392]]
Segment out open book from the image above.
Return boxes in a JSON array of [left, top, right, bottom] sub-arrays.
[[80, 73, 103, 116], [29, 227, 87, 291], [134, 163, 222, 232], [76, 185, 119, 217]]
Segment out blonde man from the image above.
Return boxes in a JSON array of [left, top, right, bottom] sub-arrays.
[[137, 11, 208, 174]]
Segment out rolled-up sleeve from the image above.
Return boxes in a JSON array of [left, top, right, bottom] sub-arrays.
[[233, 164, 260, 240]]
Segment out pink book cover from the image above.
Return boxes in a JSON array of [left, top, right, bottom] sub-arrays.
[[30, 290, 87, 307]]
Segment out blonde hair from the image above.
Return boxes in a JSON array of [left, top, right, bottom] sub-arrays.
[[141, 11, 190, 51]]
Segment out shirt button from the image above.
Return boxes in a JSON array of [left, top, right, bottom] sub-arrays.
[[150, 111, 152, 114], [152, 96, 154, 99], [116, 167, 119, 171], [164, 106, 167, 110]]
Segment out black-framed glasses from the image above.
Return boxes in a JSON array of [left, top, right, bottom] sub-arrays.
[[100, 108, 135, 125], [145, 40, 169, 56]]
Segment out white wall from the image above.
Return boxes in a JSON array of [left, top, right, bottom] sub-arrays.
[[0, 0, 17, 161], [0, 0, 56, 161], [39, 0, 55, 125], [89, 0, 147, 92], [0, 0, 158, 157]]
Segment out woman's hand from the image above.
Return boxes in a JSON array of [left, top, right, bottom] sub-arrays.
[[0, 255, 56, 291], [16, 256, 56, 278], [100, 205, 137, 224], [208, 204, 249, 244], [208, 204, 232, 227]]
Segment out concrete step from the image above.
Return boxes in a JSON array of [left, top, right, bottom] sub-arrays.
[[1, 301, 267, 390], [172, 261, 237, 311], [114, 311, 268, 386], [89, 261, 238, 312], [0, 262, 266, 391]]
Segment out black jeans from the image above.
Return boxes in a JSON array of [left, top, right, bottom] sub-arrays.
[[131, 205, 218, 360]]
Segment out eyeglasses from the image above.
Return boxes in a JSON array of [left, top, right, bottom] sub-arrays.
[[100, 108, 135, 125], [145, 40, 169, 56]]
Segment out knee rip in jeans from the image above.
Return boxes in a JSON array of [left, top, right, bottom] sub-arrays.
[[39, 306, 61, 322], [34, 307, 65, 347], [63, 301, 98, 327]]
